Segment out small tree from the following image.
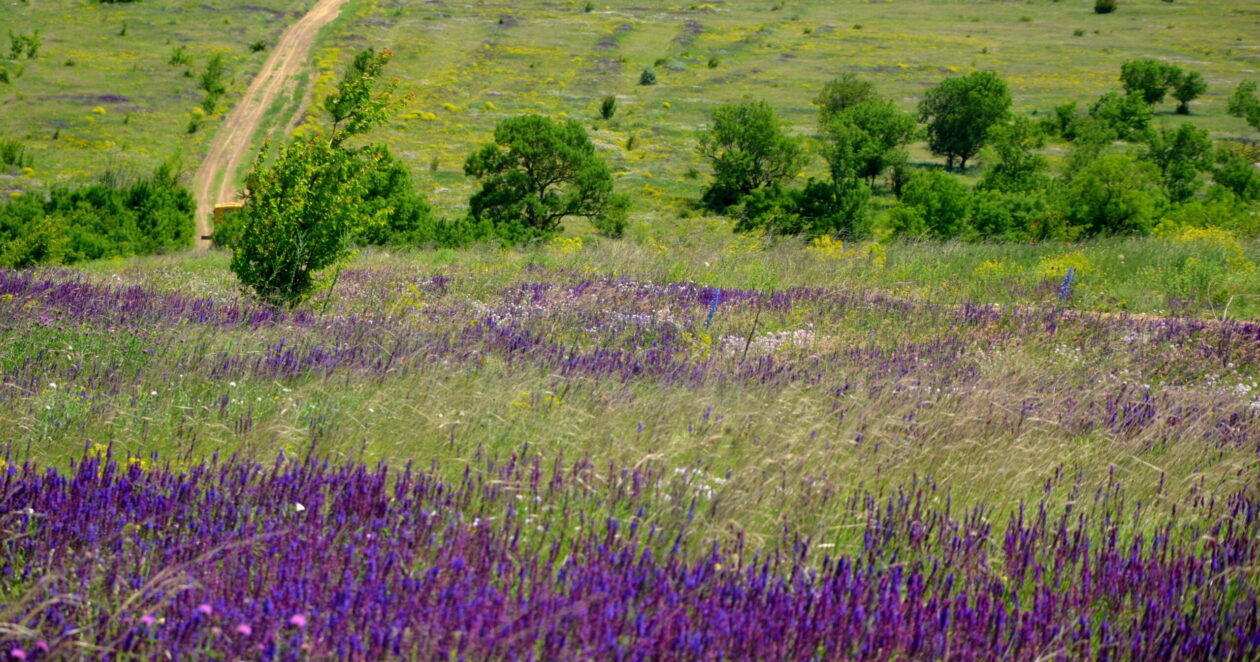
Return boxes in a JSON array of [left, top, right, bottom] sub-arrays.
[[639, 67, 657, 86], [698, 99, 807, 211], [1171, 69, 1207, 115], [1094, 0, 1116, 14], [1144, 122, 1213, 203], [1120, 59, 1179, 106], [1214, 146, 1260, 201], [899, 170, 972, 239], [1063, 152, 1164, 236], [919, 71, 1011, 171], [978, 116, 1049, 194], [813, 73, 877, 125], [820, 99, 917, 188], [230, 49, 402, 307], [464, 115, 628, 242], [599, 95, 617, 120], [1227, 81, 1260, 132], [1088, 92, 1152, 141]]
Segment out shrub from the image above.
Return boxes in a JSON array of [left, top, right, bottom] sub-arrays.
[[600, 95, 617, 120], [464, 115, 629, 242], [899, 169, 973, 239], [1062, 152, 1164, 236], [918, 71, 1011, 170], [351, 146, 436, 247], [1088, 92, 1152, 141], [231, 49, 402, 307], [813, 73, 877, 125], [0, 161, 194, 267], [697, 99, 807, 211], [1227, 81, 1260, 132], [249, 40, 267, 53], [978, 116, 1049, 194], [0, 138, 32, 168], [1171, 70, 1206, 115], [820, 99, 916, 188], [1213, 146, 1260, 202], [1094, 0, 1117, 14], [1144, 123, 1213, 203], [638, 67, 657, 86]]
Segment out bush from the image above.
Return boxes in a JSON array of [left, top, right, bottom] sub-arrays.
[[464, 115, 629, 242], [697, 99, 806, 211], [231, 48, 402, 307], [1062, 152, 1164, 236], [0, 162, 194, 267], [1094, 0, 1117, 14], [351, 146, 436, 247], [1088, 92, 1152, 141], [1144, 123, 1213, 203], [599, 95, 616, 120], [899, 170, 972, 239], [1120, 59, 1179, 106], [639, 68, 657, 86], [0, 138, 32, 168], [734, 179, 871, 239], [1214, 146, 1260, 202]]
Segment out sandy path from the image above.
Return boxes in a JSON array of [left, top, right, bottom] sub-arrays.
[[190, 0, 352, 250]]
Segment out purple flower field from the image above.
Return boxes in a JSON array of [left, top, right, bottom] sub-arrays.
[[1, 263, 1258, 659]]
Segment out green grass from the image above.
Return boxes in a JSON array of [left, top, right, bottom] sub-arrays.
[[0, 0, 315, 192]]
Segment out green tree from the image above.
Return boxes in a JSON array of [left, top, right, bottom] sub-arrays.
[[698, 99, 807, 211], [1171, 69, 1207, 115], [352, 146, 436, 246], [1120, 59, 1179, 106], [898, 170, 972, 239], [1227, 81, 1260, 132], [1088, 92, 1152, 141], [1062, 152, 1164, 236], [464, 114, 628, 241], [978, 116, 1049, 194], [1213, 146, 1260, 201], [918, 71, 1011, 171], [1144, 123, 1213, 202], [230, 49, 402, 307], [813, 73, 877, 125], [820, 99, 916, 187]]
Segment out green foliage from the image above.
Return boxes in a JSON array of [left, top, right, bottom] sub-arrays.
[[977, 116, 1049, 194], [7, 30, 41, 60], [734, 179, 871, 239], [231, 49, 404, 307], [1144, 123, 1213, 202], [1227, 81, 1260, 132], [323, 49, 402, 147], [464, 114, 628, 242], [249, 40, 267, 53], [1088, 92, 1152, 141], [0, 138, 32, 168], [698, 99, 806, 211], [638, 67, 656, 86], [899, 170, 972, 239], [0, 161, 194, 267], [1120, 59, 1179, 105], [1063, 152, 1164, 236], [352, 146, 436, 247], [168, 46, 191, 67], [1171, 69, 1206, 115], [1213, 145, 1260, 202], [820, 99, 916, 187], [231, 137, 371, 307], [918, 71, 1011, 170], [599, 95, 616, 120], [199, 54, 228, 97], [1094, 0, 1117, 14], [813, 73, 877, 125]]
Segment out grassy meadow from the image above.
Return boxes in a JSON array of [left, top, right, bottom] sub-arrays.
[[1, 0, 1259, 658]]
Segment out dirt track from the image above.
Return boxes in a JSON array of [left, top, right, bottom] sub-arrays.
[[190, 0, 351, 250]]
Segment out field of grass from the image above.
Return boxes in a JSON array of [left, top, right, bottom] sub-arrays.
[[2, 0, 1259, 658], [0, 0, 315, 194]]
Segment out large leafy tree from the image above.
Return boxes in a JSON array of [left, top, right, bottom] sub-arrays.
[[813, 73, 877, 125], [1063, 152, 1165, 236], [1171, 70, 1207, 115], [1228, 81, 1260, 132], [230, 48, 402, 307], [464, 114, 628, 241], [698, 99, 806, 211], [978, 116, 1049, 194], [918, 71, 1011, 171]]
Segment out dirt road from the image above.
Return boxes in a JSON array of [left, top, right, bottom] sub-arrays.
[[190, 0, 352, 250]]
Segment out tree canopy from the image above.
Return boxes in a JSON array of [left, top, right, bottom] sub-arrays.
[[918, 71, 1011, 170]]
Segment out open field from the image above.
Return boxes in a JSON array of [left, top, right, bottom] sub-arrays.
[[1, 0, 1259, 658]]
